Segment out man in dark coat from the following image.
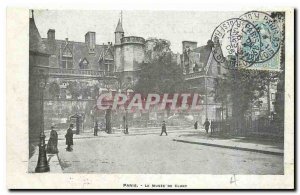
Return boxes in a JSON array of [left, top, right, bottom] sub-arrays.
[[94, 122, 98, 136], [123, 116, 126, 134], [160, 121, 167, 136], [47, 126, 58, 154], [125, 124, 129, 134], [194, 121, 198, 130], [65, 124, 74, 151], [211, 120, 215, 134], [203, 118, 210, 134]]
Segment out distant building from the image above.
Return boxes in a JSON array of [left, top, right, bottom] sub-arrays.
[[180, 40, 228, 123], [250, 81, 278, 120]]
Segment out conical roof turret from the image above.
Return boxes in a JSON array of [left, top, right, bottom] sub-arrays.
[[115, 19, 124, 33]]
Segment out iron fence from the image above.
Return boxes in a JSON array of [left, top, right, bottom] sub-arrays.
[[211, 118, 284, 137]]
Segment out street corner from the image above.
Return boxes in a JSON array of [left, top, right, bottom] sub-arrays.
[[28, 146, 63, 173]]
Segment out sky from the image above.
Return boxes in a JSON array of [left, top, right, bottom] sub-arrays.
[[33, 10, 244, 53]]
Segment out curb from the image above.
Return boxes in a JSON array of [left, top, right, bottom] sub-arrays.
[[54, 130, 198, 141], [44, 126, 192, 134], [173, 139, 284, 156]]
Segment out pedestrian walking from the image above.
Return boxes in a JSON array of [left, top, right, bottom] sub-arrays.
[[94, 122, 98, 136], [194, 121, 198, 130], [65, 124, 74, 152], [160, 120, 167, 136], [211, 120, 214, 135], [46, 126, 58, 154], [203, 118, 210, 134], [123, 116, 126, 134], [125, 124, 129, 134]]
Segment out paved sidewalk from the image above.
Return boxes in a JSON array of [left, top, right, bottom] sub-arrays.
[[173, 131, 284, 156], [42, 126, 284, 157], [28, 146, 63, 173], [44, 125, 196, 141]]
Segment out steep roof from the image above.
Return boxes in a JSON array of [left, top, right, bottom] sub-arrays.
[[42, 38, 114, 70], [115, 19, 124, 33], [29, 18, 48, 54], [193, 44, 213, 66]]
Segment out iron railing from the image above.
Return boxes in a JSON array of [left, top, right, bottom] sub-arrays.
[[211, 118, 284, 136], [48, 67, 116, 78]]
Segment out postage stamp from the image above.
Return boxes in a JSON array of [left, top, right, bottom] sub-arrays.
[[6, 8, 294, 189], [211, 11, 283, 70]]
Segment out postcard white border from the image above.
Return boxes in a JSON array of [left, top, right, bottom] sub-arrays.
[[6, 7, 294, 189]]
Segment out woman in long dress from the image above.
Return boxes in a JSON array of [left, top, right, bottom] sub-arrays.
[[46, 126, 58, 154]]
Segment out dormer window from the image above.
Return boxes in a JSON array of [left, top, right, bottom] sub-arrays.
[[193, 63, 199, 72], [63, 47, 72, 57], [61, 45, 73, 69], [99, 47, 114, 72], [104, 59, 113, 72], [79, 58, 89, 69]]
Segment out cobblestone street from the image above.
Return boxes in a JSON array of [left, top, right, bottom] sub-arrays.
[[56, 131, 283, 174]]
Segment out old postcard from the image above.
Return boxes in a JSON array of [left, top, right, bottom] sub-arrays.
[[6, 8, 294, 189]]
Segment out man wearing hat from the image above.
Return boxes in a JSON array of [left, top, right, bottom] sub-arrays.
[[94, 122, 99, 136], [203, 118, 210, 134], [160, 120, 167, 136], [65, 124, 74, 151]]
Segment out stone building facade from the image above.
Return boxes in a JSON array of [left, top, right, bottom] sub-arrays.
[[114, 19, 145, 83], [29, 14, 51, 145], [30, 13, 149, 133], [180, 40, 228, 123], [180, 39, 279, 126]]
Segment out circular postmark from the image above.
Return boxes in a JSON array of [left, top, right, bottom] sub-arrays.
[[239, 11, 282, 63], [230, 19, 261, 64], [211, 18, 261, 69], [211, 18, 237, 65]]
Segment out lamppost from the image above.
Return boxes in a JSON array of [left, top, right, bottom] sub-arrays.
[[106, 106, 112, 134], [205, 76, 208, 120], [35, 70, 50, 173]]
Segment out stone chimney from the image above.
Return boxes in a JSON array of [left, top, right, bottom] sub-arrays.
[[182, 41, 197, 53], [85, 32, 96, 53], [47, 29, 55, 40], [47, 29, 56, 54]]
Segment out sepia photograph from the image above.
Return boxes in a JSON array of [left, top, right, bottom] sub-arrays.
[[6, 6, 294, 189]]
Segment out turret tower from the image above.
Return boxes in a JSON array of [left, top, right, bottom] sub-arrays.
[[114, 12, 145, 82], [114, 16, 124, 72], [115, 19, 124, 45]]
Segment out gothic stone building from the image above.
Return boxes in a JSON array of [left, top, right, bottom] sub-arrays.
[[29, 15, 50, 145], [181, 40, 228, 123], [30, 14, 147, 134], [181, 39, 278, 127]]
